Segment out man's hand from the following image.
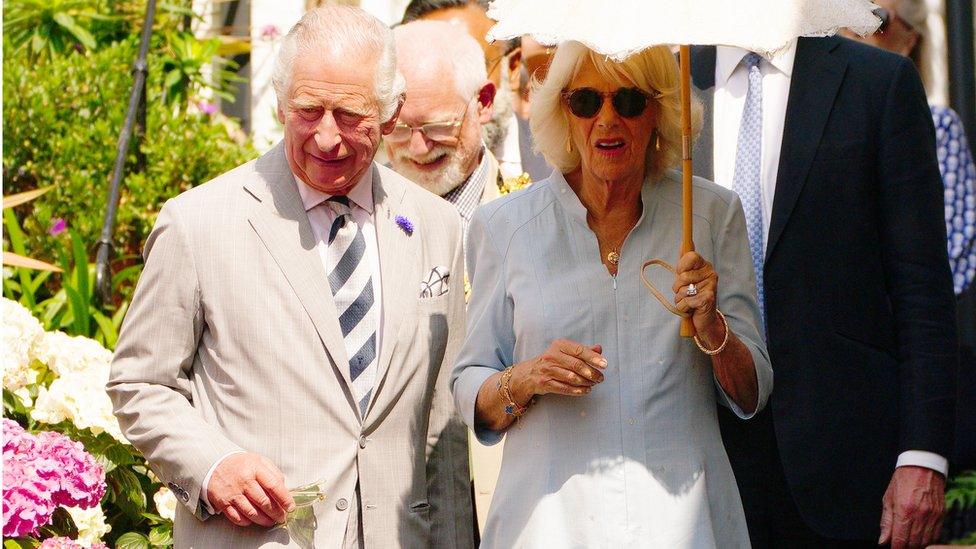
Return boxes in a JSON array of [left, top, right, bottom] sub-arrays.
[[879, 466, 946, 548], [206, 453, 296, 528]]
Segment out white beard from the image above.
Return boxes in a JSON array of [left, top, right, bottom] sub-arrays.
[[390, 144, 473, 197]]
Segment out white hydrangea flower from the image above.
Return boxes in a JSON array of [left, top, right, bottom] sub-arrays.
[[66, 505, 112, 547], [154, 487, 178, 522], [32, 370, 126, 442], [28, 330, 125, 442], [30, 330, 113, 377], [2, 297, 44, 391]]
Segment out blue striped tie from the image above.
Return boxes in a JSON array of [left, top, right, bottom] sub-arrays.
[[325, 196, 377, 417], [731, 52, 767, 331]]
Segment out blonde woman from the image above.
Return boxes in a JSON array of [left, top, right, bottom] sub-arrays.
[[451, 41, 772, 547]]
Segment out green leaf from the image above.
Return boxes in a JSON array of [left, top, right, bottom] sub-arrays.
[[51, 12, 97, 50], [163, 69, 182, 93], [70, 231, 90, 303], [110, 466, 148, 519], [64, 284, 90, 336], [93, 310, 118, 348], [140, 512, 166, 524], [115, 532, 151, 549], [148, 523, 174, 546]]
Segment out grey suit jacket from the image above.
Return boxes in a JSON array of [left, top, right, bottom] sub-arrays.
[[108, 143, 473, 549]]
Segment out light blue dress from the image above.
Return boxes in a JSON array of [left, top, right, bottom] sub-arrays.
[[451, 169, 773, 548]]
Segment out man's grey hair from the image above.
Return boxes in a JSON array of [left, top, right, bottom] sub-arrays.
[[393, 20, 487, 100], [272, 5, 406, 121]]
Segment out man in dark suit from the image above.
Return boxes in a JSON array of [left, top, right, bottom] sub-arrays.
[[691, 36, 958, 548]]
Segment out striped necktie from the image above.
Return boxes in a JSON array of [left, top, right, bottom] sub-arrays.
[[325, 196, 377, 417], [731, 52, 767, 331]]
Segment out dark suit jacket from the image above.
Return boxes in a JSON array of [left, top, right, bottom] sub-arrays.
[[691, 37, 958, 539]]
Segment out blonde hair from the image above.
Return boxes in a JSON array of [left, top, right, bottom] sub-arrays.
[[530, 41, 701, 181]]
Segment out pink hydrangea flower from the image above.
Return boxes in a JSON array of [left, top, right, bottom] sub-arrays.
[[38, 536, 107, 549], [2, 419, 106, 538]]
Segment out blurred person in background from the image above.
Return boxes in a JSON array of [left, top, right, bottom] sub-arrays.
[[388, 20, 500, 244], [692, 26, 959, 548], [402, 0, 529, 180], [844, 0, 976, 539]]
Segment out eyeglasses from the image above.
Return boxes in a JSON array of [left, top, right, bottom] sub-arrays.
[[386, 101, 471, 144], [561, 87, 659, 119]]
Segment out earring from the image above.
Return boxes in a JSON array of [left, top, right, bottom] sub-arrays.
[[565, 135, 573, 154], [655, 132, 661, 151]]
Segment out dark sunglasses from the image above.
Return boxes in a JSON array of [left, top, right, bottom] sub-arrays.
[[561, 87, 659, 119]]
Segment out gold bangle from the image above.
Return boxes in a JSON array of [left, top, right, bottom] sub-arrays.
[[500, 366, 530, 417], [693, 310, 730, 355]]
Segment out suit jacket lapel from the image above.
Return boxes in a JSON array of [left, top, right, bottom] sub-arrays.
[[367, 164, 420, 417], [243, 144, 356, 398], [766, 36, 847, 262]]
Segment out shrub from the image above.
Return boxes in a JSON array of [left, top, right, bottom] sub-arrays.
[[3, 36, 256, 263]]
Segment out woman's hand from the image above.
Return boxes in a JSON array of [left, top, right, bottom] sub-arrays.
[[474, 339, 606, 432], [509, 339, 607, 404], [672, 251, 722, 343]]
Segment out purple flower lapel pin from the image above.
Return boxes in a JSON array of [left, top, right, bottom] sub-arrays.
[[395, 215, 414, 236]]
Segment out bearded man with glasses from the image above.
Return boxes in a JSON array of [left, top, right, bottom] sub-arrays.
[[387, 20, 503, 246]]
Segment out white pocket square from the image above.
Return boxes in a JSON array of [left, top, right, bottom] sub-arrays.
[[420, 266, 450, 298]]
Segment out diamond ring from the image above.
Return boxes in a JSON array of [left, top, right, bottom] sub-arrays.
[[686, 283, 699, 297]]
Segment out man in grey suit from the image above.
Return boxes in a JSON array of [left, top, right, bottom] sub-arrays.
[[107, 6, 473, 548]]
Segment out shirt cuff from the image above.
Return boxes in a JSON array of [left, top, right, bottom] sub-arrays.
[[896, 450, 948, 477], [453, 365, 505, 446], [200, 450, 247, 514]]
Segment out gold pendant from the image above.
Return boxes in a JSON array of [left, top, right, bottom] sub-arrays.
[[607, 251, 620, 265]]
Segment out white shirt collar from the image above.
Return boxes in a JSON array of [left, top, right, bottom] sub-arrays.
[[715, 41, 798, 86], [294, 164, 375, 214]]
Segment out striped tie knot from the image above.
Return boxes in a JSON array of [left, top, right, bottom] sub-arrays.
[[326, 196, 354, 244], [744, 52, 763, 70]]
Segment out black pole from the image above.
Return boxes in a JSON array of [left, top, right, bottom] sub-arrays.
[[945, 0, 975, 142], [95, 0, 157, 305]]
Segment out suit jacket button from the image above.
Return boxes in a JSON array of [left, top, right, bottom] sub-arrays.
[[359, 436, 367, 448], [336, 498, 349, 511]]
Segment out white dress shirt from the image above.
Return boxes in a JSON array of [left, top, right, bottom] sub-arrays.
[[201, 168, 384, 512], [712, 44, 947, 477]]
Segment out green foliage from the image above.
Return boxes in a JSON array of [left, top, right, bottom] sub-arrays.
[[946, 470, 976, 544], [3, 35, 256, 267], [4, 213, 136, 347], [160, 31, 242, 105], [947, 470, 976, 512], [2, 0, 114, 62]]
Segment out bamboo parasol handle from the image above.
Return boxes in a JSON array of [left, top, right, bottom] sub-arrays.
[[678, 45, 696, 338]]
